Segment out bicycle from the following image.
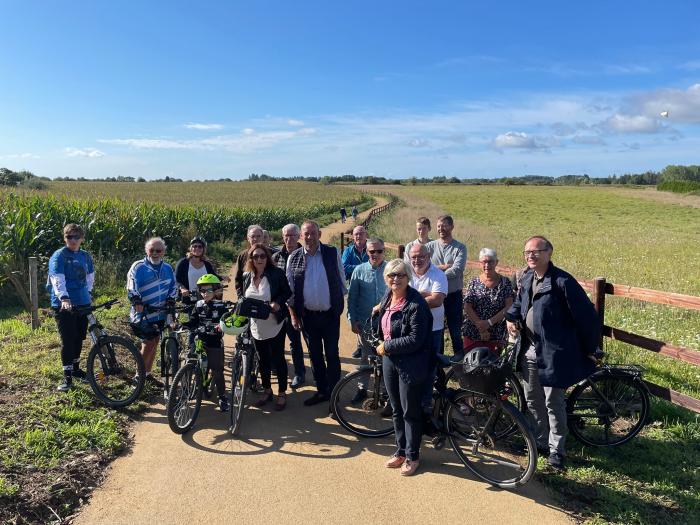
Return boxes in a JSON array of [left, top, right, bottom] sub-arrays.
[[566, 354, 650, 447], [166, 319, 220, 434], [73, 299, 146, 408], [330, 319, 537, 488], [228, 326, 257, 436]]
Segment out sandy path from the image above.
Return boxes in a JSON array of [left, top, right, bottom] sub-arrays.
[[75, 196, 571, 525]]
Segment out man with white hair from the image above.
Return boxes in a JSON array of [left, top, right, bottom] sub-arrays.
[[272, 224, 307, 388], [127, 236, 177, 387], [235, 224, 264, 298]]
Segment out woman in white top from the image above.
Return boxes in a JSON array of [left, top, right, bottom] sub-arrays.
[[243, 244, 293, 410]]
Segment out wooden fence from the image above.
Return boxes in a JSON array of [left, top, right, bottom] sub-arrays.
[[355, 242, 700, 414], [339, 196, 397, 252]]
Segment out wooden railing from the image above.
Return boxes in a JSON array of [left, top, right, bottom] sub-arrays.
[[339, 195, 398, 252]]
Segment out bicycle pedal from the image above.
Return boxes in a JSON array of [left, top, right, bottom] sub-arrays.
[[431, 436, 445, 450]]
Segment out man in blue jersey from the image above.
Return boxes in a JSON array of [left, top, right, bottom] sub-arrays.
[[127, 237, 178, 387], [47, 224, 95, 392]]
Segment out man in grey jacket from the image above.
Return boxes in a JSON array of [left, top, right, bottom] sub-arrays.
[[428, 215, 466, 358]]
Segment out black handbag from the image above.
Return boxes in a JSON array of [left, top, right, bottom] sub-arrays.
[[236, 297, 271, 320]]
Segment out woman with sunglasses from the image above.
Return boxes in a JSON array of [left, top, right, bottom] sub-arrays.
[[242, 243, 292, 410], [47, 223, 95, 392], [174, 236, 221, 300], [373, 258, 432, 476]]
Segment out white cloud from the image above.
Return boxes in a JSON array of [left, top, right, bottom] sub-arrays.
[[184, 123, 223, 130], [572, 134, 605, 145], [493, 131, 545, 150], [600, 114, 662, 134], [287, 119, 305, 126], [407, 138, 430, 148], [0, 153, 39, 159], [628, 83, 700, 123], [65, 147, 105, 158]]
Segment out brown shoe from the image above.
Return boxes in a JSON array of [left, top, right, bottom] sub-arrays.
[[255, 390, 273, 408], [400, 459, 420, 476], [274, 393, 287, 411], [385, 455, 406, 468]]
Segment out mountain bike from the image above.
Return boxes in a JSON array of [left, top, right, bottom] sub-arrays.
[[566, 355, 650, 447], [229, 326, 257, 436], [331, 319, 537, 488], [76, 299, 145, 408], [166, 321, 219, 434]]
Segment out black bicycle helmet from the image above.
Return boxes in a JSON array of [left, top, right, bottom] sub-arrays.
[[463, 346, 499, 374], [190, 236, 207, 248]]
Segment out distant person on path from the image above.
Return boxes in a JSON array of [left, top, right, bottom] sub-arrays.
[[374, 258, 432, 476], [127, 237, 178, 388], [462, 248, 514, 352], [244, 244, 293, 411], [235, 224, 264, 298], [347, 237, 388, 402], [506, 235, 600, 470], [271, 223, 307, 388], [340, 207, 347, 223], [403, 216, 433, 264], [286, 220, 347, 407], [342, 225, 370, 359], [408, 243, 448, 412], [428, 215, 466, 359], [47, 223, 95, 392], [351, 205, 358, 222]]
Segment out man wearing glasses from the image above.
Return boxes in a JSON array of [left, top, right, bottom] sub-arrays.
[[286, 220, 347, 407], [127, 237, 178, 387], [506, 235, 599, 471], [347, 238, 388, 403]]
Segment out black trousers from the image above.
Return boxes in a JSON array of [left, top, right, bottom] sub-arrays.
[[383, 357, 425, 461], [253, 327, 288, 392], [301, 310, 341, 396], [286, 320, 305, 377], [54, 308, 89, 369], [205, 345, 226, 396]]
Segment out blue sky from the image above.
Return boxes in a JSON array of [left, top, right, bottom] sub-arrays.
[[2, 1, 700, 180]]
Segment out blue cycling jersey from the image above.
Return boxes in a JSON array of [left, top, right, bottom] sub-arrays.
[[127, 257, 177, 322], [47, 247, 94, 308]]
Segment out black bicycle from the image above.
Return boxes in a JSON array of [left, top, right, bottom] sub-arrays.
[[76, 299, 145, 408], [331, 319, 537, 488], [566, 355, 650, 447], [229, 326, 257, 436]]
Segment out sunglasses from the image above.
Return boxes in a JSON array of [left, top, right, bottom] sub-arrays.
[[252, 253, 267, 260], [149, 248, 164, 254], [368, 249, 384, 254], [387, 273, 407, 279], [199, 287, 215, 294], [65, 235, 82, 241]]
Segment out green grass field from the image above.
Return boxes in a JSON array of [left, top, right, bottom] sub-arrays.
[[370, 183, 699, 524]]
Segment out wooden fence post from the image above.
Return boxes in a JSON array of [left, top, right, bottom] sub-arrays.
[[340, 232, 345, 252], [28, 257, 40, 329], [592, 277, 606, 348]]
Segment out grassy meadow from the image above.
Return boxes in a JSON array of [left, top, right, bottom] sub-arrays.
[[369, 183, 699, 524]]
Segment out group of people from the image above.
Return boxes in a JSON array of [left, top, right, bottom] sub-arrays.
[[48, 211, 600, 476]]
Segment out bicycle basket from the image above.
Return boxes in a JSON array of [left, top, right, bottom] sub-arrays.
[[219, 311, 249, 335], [453, 347, 507, 394], [235, 297, 271, 320]]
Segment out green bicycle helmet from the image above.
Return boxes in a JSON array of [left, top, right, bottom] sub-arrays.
[[196, 274, 221, 286], [219, 311, 249, 335]]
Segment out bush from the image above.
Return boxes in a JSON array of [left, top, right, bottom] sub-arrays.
[[657, 180, 700, 194]]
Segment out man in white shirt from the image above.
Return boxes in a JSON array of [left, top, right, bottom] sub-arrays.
[[409, 243, 447, 411]]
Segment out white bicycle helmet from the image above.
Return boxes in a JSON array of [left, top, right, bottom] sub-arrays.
[[219, 311, 249, 335]]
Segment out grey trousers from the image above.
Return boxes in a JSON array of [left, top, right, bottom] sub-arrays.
[[522, 356, 568, 455]]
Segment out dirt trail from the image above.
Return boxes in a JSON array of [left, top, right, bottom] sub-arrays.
[[75, 196, 571, 525]]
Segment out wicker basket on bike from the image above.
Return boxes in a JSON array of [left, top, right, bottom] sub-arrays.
[[452, 346, 507, 394]]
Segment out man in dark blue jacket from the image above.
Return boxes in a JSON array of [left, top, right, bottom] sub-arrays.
[[506, 235, 599, 470]]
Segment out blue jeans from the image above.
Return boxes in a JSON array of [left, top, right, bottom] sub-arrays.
[[444, 290, 463, 356], [383, 357, 425, 461], [422, 329, 444, 410], [286, 320, 305, 377]]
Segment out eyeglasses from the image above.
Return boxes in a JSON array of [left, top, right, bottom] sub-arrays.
[[523, 249, 547, 258], [387, 273, 407, 280], [368, 249, 384, 254], [252, 253, 267, 260], [199, 287, 214, 294], [65, 235, 81, 241]]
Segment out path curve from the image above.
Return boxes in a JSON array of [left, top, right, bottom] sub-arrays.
[[75, 197, 571, 525]]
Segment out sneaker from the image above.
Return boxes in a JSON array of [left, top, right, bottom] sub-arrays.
[[303, 392, 329, 406], [351, 388, 367, 404], [385, 455, 406, 468], [351, 347, 362, 359], [72, 368, 89, 383], [290, 375, 306, 389], [547, 452, 566, 470], [400, 459, 420, 476], [145, 374, 165, 389], [218, 396, 230, 412], [57, 377, 72, 392]]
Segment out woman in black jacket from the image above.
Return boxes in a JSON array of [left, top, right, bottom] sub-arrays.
[[174, 237, 220, 298], [375, 258, 432, 476], [243, 243, 293, 410]]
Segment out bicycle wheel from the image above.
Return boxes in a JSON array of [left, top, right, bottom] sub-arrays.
[[567, 373, 649, 447], [445, 391, 537, 489], [161, 336, 180, 397], [229, 350, 250, 436], [248, 350, 263, 393], [167, 362, 203, 434], [445, 368, 526, 414], [330, 368, 393, 438], [87, 336, 145, 408]]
